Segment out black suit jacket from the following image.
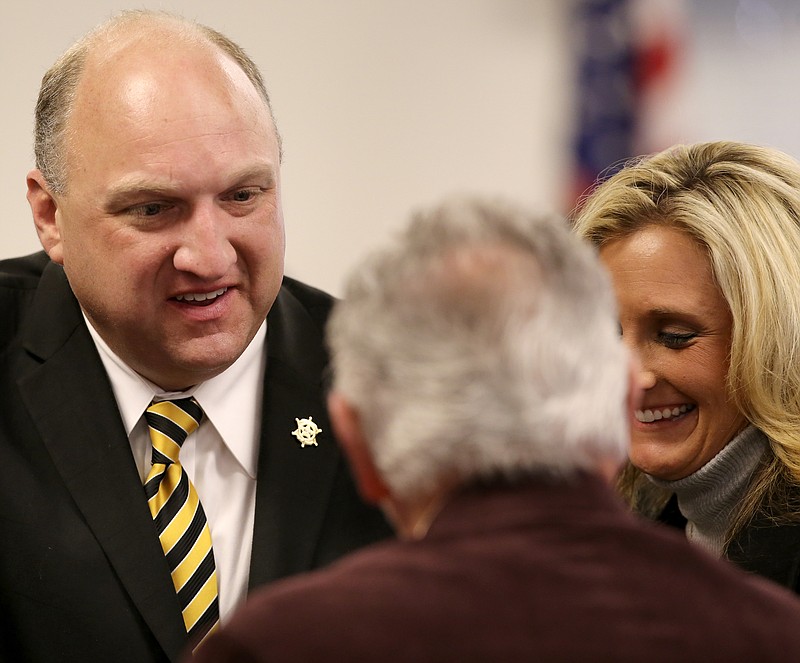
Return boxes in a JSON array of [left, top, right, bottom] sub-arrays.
[[0, 252, 392, 662]]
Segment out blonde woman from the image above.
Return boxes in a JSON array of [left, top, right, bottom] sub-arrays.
[[573, 141, 800, 591]]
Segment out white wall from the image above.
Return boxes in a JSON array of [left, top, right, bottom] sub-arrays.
[[675, 1, 800, 159], [6, 1, 800, 295], [0, 0, 574, 295]]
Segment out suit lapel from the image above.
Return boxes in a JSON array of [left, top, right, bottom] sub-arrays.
[[17, 262, 187, 659], [249, 283, 343, 587]]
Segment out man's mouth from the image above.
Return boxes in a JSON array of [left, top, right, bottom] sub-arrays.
[[174, 287, 228, 305], [635, 404, 696, 423]]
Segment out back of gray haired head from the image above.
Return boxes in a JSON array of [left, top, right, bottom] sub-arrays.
[[327, 196, 629, 502], [34, 9, 281, 194]]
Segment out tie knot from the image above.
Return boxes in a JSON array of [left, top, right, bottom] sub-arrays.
[[145, 397, 204, 465]]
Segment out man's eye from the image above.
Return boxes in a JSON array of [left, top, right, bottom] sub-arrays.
[[131, 202, 169, 217], [658, 331, 697, 349], [231, 189, 258, 202]]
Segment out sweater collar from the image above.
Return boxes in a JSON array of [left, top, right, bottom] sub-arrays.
[[649, 425, 767, 555]]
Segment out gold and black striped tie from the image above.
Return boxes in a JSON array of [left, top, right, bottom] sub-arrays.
[[144, 397, 219, 649]]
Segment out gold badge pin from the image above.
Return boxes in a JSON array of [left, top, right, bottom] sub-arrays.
[[292, 416, 322, 447]]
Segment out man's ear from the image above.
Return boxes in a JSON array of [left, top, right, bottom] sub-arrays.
[[27, 169, 64, 264], [327, 391, 390, 505]]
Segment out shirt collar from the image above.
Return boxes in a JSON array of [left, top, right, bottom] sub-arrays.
[[85, 315, 266, 478], [194, 323, 266, 478]]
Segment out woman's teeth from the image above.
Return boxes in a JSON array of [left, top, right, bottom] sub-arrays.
[[635, 404, 696, 423]]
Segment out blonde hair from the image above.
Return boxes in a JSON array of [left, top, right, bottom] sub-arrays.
[[572, 140, 800, 541]]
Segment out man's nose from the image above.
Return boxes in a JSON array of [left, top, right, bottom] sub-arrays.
[[172, 205, 237, 279]]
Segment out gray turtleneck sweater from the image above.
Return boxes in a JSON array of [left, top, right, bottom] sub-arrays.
[[649, 426, 768, 557]]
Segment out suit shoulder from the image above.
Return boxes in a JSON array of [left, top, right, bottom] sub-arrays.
[[280, 276, 336, 319], [0, 252, 49, 342], [0, 251, 50, 289]]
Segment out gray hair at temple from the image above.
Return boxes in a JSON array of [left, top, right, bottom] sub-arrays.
[[33, 9, 282, 194], [326, 196, 630, 502]]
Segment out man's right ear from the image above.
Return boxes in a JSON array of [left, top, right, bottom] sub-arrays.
[[27, 169, 64, 264], [327, 390, 390, 505]]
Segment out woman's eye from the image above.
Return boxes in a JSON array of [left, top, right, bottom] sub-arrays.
[[658, 331, 697, 349]]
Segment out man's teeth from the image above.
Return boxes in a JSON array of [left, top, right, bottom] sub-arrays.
[[176, 287, 227, 302], [635, 404, 695, 423]]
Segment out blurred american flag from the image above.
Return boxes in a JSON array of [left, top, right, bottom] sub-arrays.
[[570, 0, 686, 210]]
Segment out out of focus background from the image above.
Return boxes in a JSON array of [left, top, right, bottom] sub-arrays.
[[2, 0, 797, 295]]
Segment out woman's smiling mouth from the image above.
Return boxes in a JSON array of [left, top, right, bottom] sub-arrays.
[[635, 404, 696, 423]]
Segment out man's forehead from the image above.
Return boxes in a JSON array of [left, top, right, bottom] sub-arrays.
[[72, 38, 266, 130], [81, 31, 226, 89]]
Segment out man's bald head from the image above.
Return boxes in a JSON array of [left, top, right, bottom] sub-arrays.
[[33, 10, 281, 194]]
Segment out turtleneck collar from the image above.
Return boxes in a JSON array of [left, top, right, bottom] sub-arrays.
[[648, 426, 768, 556]]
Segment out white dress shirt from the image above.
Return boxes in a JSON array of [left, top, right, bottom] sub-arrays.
[[85, 316, 266, 623]]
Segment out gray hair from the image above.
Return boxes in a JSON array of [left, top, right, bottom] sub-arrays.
[[34, 9, 281, 194], [327, 196, 630, 502]]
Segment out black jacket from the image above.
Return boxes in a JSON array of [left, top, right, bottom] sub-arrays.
[[0, 252, 391, 662], [658, 493, 800, 592]]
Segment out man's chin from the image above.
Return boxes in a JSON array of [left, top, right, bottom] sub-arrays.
[[142, 350, 243, 391]]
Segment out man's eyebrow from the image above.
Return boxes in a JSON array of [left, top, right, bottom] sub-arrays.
[[227, 163, 278, 186], [104, 180, 176, 210], [103, 163, 278, 209]]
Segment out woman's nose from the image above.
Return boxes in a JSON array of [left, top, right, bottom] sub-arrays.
[[637, 366, 657, 390]]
